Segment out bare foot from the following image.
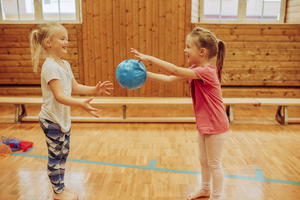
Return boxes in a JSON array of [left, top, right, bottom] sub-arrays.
[[186, 189, 211, 200], [53, 190, 78, 200]]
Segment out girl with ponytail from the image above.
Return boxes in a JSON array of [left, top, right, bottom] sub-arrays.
[[30, 22, 113, 200], [131, 27, 229, 200]]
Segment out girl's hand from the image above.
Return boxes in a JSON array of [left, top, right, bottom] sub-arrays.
[[81, 97, 99, 118], [131, 48, 150, 62], [95, 81, 114, 95]]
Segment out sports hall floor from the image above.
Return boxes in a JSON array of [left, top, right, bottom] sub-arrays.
[[0, 105, 300, 200]]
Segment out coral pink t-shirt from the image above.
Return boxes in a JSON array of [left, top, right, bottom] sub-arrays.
[[189, 65, 229, 134]]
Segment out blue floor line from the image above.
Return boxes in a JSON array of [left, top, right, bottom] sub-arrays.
[[11, 152, 300, 186]]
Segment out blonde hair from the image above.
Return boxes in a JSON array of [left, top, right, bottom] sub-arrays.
[[188, 27, 227, 84], [29, 22, 67, 72]]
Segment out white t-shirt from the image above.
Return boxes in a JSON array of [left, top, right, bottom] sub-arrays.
[[39, 57, 74, 133]]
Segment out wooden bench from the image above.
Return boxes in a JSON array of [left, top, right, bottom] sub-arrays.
[[255, 98, 300, 125], [0, 97, 299, 125]]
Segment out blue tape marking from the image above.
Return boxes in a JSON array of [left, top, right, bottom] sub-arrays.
[[10, 153, 300, 186], [147, 159, 157, 168], [255, 168, 265, 181]]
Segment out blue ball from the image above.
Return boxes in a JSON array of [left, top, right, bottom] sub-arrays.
[[116, 59, 147, 90]]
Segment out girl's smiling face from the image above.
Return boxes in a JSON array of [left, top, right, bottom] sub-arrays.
[[184, 36, 202, 65], [46, 28, 68, 58]]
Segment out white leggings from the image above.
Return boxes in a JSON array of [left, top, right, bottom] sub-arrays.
[[198, 131, 228, 200]]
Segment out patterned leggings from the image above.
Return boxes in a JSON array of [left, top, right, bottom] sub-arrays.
[[39, 118, 70, 194]]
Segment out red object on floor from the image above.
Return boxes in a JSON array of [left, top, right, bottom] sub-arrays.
[[20, 140, 34, 152]]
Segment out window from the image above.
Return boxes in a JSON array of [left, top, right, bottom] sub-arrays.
[[197, 0, 286, 23], [0, 0, 81, 23]]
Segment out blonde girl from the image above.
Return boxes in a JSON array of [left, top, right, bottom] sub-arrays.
[[131, 27, 229, 200], [30, 22, 113, 200]]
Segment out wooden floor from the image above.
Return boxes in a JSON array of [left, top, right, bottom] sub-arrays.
[[0, 105, 300, 200]]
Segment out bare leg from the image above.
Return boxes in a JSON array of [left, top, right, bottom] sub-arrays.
[[186, 189, 211, 200]]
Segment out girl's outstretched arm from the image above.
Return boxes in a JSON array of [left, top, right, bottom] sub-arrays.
[[49, 79, 99, 118], [131, 48, 199, 80], [72, 79, 114, 95], [147, 72, 187, 84]]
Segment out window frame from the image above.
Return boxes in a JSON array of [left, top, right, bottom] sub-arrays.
[[0, 0, 81, 24], [198, 0, 286, 24]]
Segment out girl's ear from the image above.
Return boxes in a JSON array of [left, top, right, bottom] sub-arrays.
[[44, 38, 51, 48], [199, 48, 207, 56]]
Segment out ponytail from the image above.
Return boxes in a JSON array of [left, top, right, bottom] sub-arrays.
[[30, 30, 42, 73], [216, 39, 227, 84]]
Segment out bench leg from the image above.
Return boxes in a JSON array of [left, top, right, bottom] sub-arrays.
[[15, 104, 27, 124], [276, 106, 288, 126], [226, 105, 233, 125], [122, 105, 126, 119]]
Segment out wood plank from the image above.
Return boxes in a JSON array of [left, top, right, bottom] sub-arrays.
[[0, 66, 78, 73], [171, 0, 179, 97], [81, 0, 90, 86], [225, 42, 300, 49], [224, 61, 300, 68], [164, 0, 172, 97], [226, 68, 300, 74], [100, 0, 108, 88], [126, 0, 134, 97], [221, 87, 300, 98], [158, 0, 166, 97], [151, 0, 159, 97], [224, 80, 300, 86], [255, 98, 300, 106], [132, 0, 140, 97], [225, 54, 300, 62], [113, 0, 121, 97], [92, 0, 101, 90], [178, 0, 186, 97], [222, 98, 260, 106], [86, 0, 95, 86], [145, 0, 153, 97], [219, 35, 300, 42], [139, 0, 146, 97], [184, 0, 192, 97], [119, 0, 127, 97], [192, 23, 300, 29]]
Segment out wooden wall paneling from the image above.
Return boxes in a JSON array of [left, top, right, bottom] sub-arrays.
[[151, 0, 159, 97], [119, 0, 128, 97], [82, 0, 91, 87], [172, 0, 179, 97], [184, 0, 192, 97], [178, 0, 186, 97], [76, 24, 85, 84], [113, 0, 121, 97], [192, 24, 300, 87], [126, 0, 134, 97], [165, 0, 172, 97], [158, 0, 166, 97], [139, 0, 147, 97], [145, 0, 153, 97], [106, 0, 114, 92], [88, 0, 96, 87], [92, 0, 101, 94], [100, 0, 108, 93], [0, 24, 80, 86], [221, 87, 300, 98], [132, 0, 140, 97]]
